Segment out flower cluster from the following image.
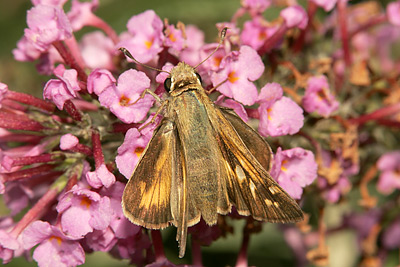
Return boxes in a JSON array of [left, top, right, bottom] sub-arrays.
[[1, 0, 400, 266]]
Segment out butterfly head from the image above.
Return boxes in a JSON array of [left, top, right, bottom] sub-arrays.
[[164, 62, 202, 93]]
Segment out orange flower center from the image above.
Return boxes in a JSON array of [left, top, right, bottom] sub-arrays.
[[134, 147, 145, 157], [80, 196, 92, 209], [119, 95, 131, 106], [228, 71, 239, 83]]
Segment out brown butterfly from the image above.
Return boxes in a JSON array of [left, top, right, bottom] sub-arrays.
[[121, 29, 303, 258]]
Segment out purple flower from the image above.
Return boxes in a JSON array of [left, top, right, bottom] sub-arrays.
[[117, 10, 164, 63], [80, 31, 115, 70], [211, 45, 264, 105], [270, 147, 318, 199], [377, 151, 400, 194], [310, 0, 337, 12], [87, 68, 116, 95], [382, 217, 400, 249], [302, 75, 339, 118], [387, 1, 400, 27], [280, 5, 308, 30], [98, 69, 154, 124], [257, 83, 304, 137], [22, 220, 85, 267], [24, 5, 72, 51], [56, 185, 113, 238], [43, 65, 81, 110], [318, 176, 351, 203]]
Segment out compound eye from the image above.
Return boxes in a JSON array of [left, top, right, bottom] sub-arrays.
[[164, 77, 172, 92], [195, 72, 202, 84]]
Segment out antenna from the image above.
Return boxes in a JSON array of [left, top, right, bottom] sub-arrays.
[[193, 27, 228, 70], [119, 47, 170, 74]]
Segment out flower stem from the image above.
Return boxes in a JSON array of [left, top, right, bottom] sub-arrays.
[[150, 230, 166, 262], [63, 99, 83, 121], [191, 239, 203, 266], [349, 102, 400, 126], [6, 91, 55, 113], [337, 0, 351, 67]]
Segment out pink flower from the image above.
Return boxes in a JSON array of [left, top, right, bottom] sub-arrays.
[[377, 151, 400, 194], [387, 1, 400, 27], [43, 65, 81, 110], [22, 220, 85, 267], [87, 68, 116, 95], [116, 115, 161, 179], [179, 25, 205, 66], [59, 134, 79, 150], [67, 0, 99, 31], [0, 219, 20, 264], [280, 5, 308, 30], [211, 45, 264, 105], [98, 69, 154, 124], [302, 75, 339, 118], [310, 0, 337, 12], [241, 0, 271, 13], [116, 128, 151, 179], [257, 83, 304, 137], [12, 36, 41, 62], [24, 5, 72, 51], [215, 96, 249, 122], [56, 185, 113, 238], [0, 83, 8, 108], [241, 19, 278, 51], [117, 10, 164, 63], [31, 0, 68, 6], [164, 24, 185, 56], [86, 164, 116, 188], [318, 176, 351, 203], [80, 31, 115, 70], [270, 147, 317, 199]]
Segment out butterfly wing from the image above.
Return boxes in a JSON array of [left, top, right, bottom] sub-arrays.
[[122, 118, 176, 229], [219, 107, 273, 172], [210, 105, 304, 223]]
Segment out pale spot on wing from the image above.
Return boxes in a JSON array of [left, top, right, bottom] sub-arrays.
[[274, 202, 280, 208], [265, 199, 273, 206], [249, 180, 256, 198], [235, 165, 246, 182], [269, 185, 280, 195]]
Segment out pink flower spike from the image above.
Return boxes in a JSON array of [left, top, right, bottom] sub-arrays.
[[87, 68, 116, 95], [24, 5, 72, 52], [211, 46, 264, 105], [280, 5, 308, 30], [56, 185, 113, 238], [86, 131, 115, 188], [258, 95, 304, 137], [22, 220, 85, 267], [387, 1, 400, 26], [117, 10, 164, 63], [302, 75, 339, 118], [270, 147, 317, 199], [377, 151, 400, 194], [98, 69, 154, 124]]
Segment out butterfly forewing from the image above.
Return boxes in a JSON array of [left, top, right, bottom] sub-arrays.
[[122, 119, 175, 229]]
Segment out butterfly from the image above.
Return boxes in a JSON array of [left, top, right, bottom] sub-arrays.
[[120, 29, 303, 258]]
